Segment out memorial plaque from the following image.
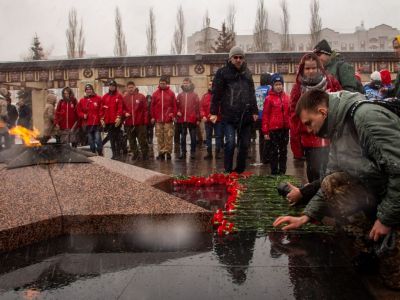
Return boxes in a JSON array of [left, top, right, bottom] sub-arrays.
[[145, 66, 157, 77], [98, 68, 110, 79], [0, 72, 6, 82], [10, 72, 21, 82], [161, 65, 173, 76], [58, 81, 65, 88], [277, 63, 289, 74], [177, 65, 189, 76], [260, 63, 272, 74], [24, 71, 35, 81], [68, 69, 79, 80], [39, 70, 49, 81], [210, 64, 223, 75], [378, 62, 388, 70], [114, 67, 125, 78], [360, 62, 371, 74], [69, 80, 77, 88], [247, 64, 256, 74], [129, 66, 141, 77], [54, 70, 64, 80]]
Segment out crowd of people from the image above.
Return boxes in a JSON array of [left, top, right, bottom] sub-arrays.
[[1, 36, 400, 289]]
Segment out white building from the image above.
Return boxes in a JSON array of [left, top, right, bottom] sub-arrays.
[[187, 23, 400, 53]]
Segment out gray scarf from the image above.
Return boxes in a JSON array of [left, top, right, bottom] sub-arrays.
[[300, 74, 328, 93]]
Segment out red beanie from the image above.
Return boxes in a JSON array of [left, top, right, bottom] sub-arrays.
[[380, 69, 392, 86]]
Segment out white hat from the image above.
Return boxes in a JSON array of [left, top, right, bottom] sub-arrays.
[[370, 71, 381, 82]]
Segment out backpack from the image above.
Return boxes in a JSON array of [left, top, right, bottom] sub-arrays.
[[346, 98, 400, 142], [349, 98, 400, 119]]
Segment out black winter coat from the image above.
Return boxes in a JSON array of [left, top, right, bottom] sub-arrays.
[[211, 61, 258, 126]]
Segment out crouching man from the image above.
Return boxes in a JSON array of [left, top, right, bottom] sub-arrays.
[[274, 89, 400, 289]]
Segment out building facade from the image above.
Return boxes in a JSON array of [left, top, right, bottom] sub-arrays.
[[188, 23, 400, 53]]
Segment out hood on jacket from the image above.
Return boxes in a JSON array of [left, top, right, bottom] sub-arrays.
[[181, 82, 195, 93], [295, 52, 328, 85]]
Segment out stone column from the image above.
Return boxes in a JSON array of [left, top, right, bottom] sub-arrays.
[[31, 89, 47, 132]]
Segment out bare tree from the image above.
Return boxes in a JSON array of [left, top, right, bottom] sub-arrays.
[[114, 7, 127, 56], [146, 8, 157, 55], [227, 4, 236, 46], [66, 8, 85, 58], [253, 0, 268, 52], [310, 0, 322, 48], [171, 5, 185, 54], [78, 19, 85, 57], [280, 0, 290, 51]]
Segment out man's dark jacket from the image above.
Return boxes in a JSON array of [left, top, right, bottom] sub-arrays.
[[211, 61, 258, 126]]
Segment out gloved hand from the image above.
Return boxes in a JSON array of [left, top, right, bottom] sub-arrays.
[[115, 116, 122, 127], [100, 119, 106, 128]]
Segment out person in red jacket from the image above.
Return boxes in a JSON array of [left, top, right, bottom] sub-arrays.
[[290, 52, 341, 182], [54, 87, 78, 146], [201, 81, 222, 160], [176, 78, 200, 160], [77, 84, 103, 155], [123, 81, 149, 160], [262, 73, 290, 175], [150, 76, 177, 160], [101, 79, 123, 159]]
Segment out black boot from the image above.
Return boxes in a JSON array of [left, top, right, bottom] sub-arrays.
[[156, 153, 165, 160], [178, 152, 186, 160], [166, 153, 172, 160], [190, 152, 196, 159]]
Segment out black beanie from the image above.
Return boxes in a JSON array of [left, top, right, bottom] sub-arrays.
[[313, 39, 332, 56]]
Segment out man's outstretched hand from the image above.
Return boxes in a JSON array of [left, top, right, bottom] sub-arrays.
[[369, 219, 391, 241], [273, 215, 310, 231]]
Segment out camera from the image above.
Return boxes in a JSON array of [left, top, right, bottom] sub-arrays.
[[277, 182, 292, 197]]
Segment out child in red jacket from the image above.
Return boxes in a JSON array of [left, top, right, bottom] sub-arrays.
[[262, 73, 290, 175]]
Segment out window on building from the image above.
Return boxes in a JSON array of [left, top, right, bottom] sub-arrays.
[[349, 43, 354, 51], [360, 41, 366, 50], [333, 41, 339, 46], [341, 43, 347, 51]]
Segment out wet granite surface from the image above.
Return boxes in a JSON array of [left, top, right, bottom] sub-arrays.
[[0, 232, 374, 300], [0, 154, 210, 252]]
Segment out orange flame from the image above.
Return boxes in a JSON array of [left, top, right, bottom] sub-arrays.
[[9, 126, 42, 147]]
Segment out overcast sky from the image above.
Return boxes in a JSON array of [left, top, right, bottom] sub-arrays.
[[0, 0, 399, 61]]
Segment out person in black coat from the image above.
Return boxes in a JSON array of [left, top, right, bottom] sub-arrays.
[[210, 46, 258, 173]]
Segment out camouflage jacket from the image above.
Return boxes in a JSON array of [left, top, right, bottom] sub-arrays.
[[304, 91, 400, 226]]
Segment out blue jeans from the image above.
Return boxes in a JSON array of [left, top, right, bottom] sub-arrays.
[[87, 125, 102, 154], [223, 121, 252, 173], [180, 122, 197, 154], [205, 121, 222, 153]]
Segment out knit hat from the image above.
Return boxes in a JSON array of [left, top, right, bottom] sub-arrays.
[[370, 71, 381, 82], [260, 73, 273, 86], [84, 83, 94, 91], [380, 69, 392, 85], [108, 79, 117, 86], [271, 73, 284, 85], [313, 39, 332, 56], [229, 46, 245, 58]]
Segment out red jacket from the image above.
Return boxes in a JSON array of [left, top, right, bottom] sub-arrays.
[[123, 92, 148, 126], [150, 86, 177, 123], [261, 90, 290, 135], [54, 98, 78, 130], [176, 90, 200, 124], [77, 94, 102, 126], [200, 91, 221, 122], [289, 74, 341, 158], [101, 91, 123, 124]]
